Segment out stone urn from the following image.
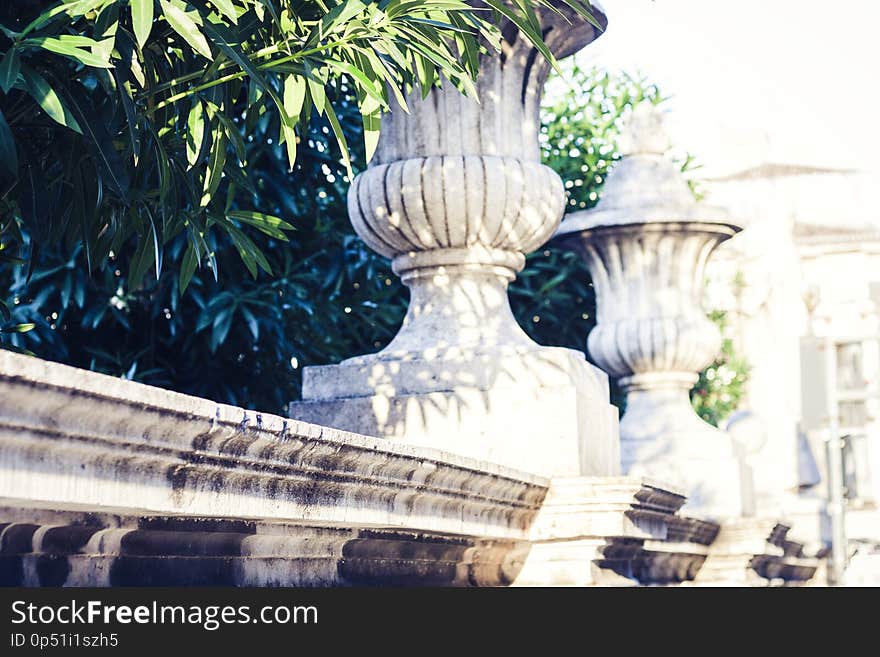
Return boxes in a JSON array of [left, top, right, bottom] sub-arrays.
[[554, 103, 744, 516], [291, 3, 620, 478]]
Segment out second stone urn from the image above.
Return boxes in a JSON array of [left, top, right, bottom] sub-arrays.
[[290, 4, 620, 478], [554, 103, 744, 517]]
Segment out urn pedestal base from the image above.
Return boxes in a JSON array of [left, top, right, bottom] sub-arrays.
[[290, 346, 620, 479]]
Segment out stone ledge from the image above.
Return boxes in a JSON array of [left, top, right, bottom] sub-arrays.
[[526, 476, 688, 543], [0, 352, 547, 540], [693, 518, 820, 586], [513, 476, 717, 586], [0, 502, 524, 587]]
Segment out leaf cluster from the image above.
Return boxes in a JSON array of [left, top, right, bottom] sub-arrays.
[[0, 0, 597, 309]]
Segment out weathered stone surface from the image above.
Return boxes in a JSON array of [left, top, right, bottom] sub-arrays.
[[295, 348, 620, 478], [291, 3, 620, 479], [0, 351, 547, 541], [0, 502, 525, 587], [555, 103, 743, 517], [0, 350, 820, 586], [513, 476, 719, 586], [693, 518, 819, 586]]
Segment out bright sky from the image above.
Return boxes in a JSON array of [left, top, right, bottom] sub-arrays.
[[574, 0, 880, 178]]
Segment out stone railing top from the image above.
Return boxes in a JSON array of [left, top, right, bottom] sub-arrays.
[[0, 351, 547, 539]]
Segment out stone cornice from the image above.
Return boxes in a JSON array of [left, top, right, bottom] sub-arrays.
[[0, 352, 547, 540], [0, 501, 525, 587]]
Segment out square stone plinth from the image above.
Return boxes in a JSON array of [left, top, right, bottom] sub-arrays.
[[290, 346, 620, 478]]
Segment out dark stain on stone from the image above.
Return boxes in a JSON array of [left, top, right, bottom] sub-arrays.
[[0, 555, 24, 585], [120, 530, 248, 557], [265, 476, 279, 500], [216, 433, 255, 458], [191, 431, 214, 451], [137, 516, 255, 535], [165, 463, 191, 505], [1, 524, 39, 554], [40, 525, 100, 553], [338, 556, 459, 587], [36, 554, 70, 586], [109, 556, 237, 586]]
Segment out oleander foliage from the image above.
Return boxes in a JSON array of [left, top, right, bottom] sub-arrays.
[[0, 6, 746, 426], [0, 0, 597, 309]]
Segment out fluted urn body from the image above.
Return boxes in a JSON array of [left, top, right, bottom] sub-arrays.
[[291, 4, 621, 479], [555, 104, 743, 517], [346, 4, 602, 357]]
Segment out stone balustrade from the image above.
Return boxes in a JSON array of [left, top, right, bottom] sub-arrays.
[[0, 351, 544, 540], [0, 350, 818, 586], [0, 6, 823, 588]]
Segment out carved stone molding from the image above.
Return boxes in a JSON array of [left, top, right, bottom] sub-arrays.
[[513, 476, 722, 586], [0, 351, 546, 540], [0, 502, 525, 587], [693, 518, 820, 586]]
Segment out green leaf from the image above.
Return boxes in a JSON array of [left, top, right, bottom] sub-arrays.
[[283, 74, 307, 121], [0, 109, 18, 181], [179, 241, 198, 294], [0, 49, 20, 94], [131, 0, 155, 49], [201, 124, 226, 207], [55, 84, 130, 198], [186, 99, 205, 167], [210, 306, 233, 351], [0, 343, 36, 357], [113, 67, 140, 159], [0, 322, 35, 333], [240, 306, 259, 341], [19, 66, 82, 133], [324, 58, 386, 107], [280, 119, 297, 170], [23, 36, 113, 69], [91, 5, 118, 61], [216, 112, 245, 162], [353, 46, 408, 112], [320, 0, 367, 37], [145, 207, 162, 279], [224, 221, 271, 277], [280, 74, 307, 168], [19, 1, 107, 38], [360, 93, 382, 164], [158, 0, 212, 59], [129, 233, 155, 289], [197, 17, 293, 162], [324, 102, 352, 178], [211, 0, 239, 24], [481, 0, 560, 76], [227, 210, 294, 240], [305, 63, 326, 116]]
